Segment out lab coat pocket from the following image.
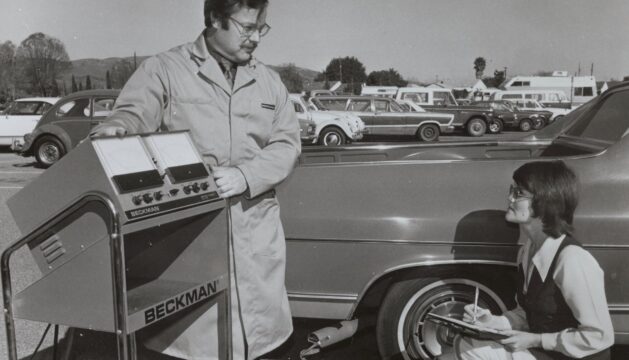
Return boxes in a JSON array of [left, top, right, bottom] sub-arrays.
[[246, 97, 275, 144], [249, 197, 284, 258]]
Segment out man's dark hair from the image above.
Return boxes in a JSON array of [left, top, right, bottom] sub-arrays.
[[204, 0, 269, 29], [513, 160, 579, 238]]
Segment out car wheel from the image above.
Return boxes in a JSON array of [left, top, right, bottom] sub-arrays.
[[318, 127, 346, 146], [553, 115, 564, 122], [417, 124, 439, 142], [466, 118, 486, 137], [532, 117, 545, 130], [34, 135, 66, 168], [519, 119, 533, 132], [376, 277, 507, 360], [487, 119, 503, 134]]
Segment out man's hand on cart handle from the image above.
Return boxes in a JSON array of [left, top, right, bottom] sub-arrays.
[[90, 125, 127, 138], [213, 166, 248, 199]]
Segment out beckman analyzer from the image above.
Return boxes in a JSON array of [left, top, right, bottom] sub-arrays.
[[2, 131, 231, 360]]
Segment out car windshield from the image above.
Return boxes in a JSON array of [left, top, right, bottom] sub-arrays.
[[537, 89, 629, 155]]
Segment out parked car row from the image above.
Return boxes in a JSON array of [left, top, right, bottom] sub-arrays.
[[5, 88, 563, 168]]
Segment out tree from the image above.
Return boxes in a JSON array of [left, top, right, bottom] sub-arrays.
[[276, 63, 303, 93], [367, 68, 408, 87], [473, 57, 486, 79], [109, 59, 135, 89], [71, 75, 78, 92], [321, 56, 367, 94], [78, 82, 83, 91], [0, 41, 16, 102], [106, 70, 112, 89], [15, 32, 71, 96], [85, 75, 92, 90], [483, 69, 506, 88]]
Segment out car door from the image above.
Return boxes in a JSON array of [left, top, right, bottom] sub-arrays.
[[347, 99, 377, 133], [290, 99, 313, 139], [0, 101, 47, 141]]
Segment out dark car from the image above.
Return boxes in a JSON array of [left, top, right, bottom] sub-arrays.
[[472, 100, 553, 133], [278, 84, 629, 359], [19, 89, 119, 168]]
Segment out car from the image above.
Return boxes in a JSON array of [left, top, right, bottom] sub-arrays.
[[278, 83, 629, 359], [0, 97, 60, 149], [472, 100, 553, 132], [290, 94, 364, 146], [509, 98, 571, 122], [395, 99, 427, 112], [18, 90, 119, 168], [311, 96, 454, 142]]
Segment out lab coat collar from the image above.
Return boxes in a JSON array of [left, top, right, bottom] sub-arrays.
[[190, 31, 257, 94], [527, 234, 566, 282]]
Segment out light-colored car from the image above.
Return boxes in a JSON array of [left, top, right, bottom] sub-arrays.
[[0, 97, 60, 149], [509, 99, 571, 122], [289, 94, 365, 146]]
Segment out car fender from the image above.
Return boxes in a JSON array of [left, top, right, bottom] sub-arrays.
[[347, 259, 517, 318], [30, 124, 73, 152], [310, 113, 360, 139]]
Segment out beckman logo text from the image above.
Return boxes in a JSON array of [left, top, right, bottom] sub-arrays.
[[144, 280, 219, 325], [130, 206, 160, 217]]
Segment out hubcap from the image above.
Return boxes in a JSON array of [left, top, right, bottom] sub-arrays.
[[324, 133, 341, 146], [40, 143, 60, 164]]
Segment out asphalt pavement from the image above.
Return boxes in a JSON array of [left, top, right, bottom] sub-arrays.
[[1, 135, 629, 359]]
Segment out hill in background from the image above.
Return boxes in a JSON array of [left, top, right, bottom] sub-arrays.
[[62, 56, 319, 89]]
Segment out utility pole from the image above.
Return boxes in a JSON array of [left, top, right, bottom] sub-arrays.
[[339, 62, 342, 84], [591, 63, 594, 76], [504, 66, 508, 79]]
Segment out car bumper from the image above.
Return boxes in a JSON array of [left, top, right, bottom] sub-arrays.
[[11, 138, 24, 152]]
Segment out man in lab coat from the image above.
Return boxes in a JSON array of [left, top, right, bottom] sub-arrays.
[[92, 0, 300, 359]]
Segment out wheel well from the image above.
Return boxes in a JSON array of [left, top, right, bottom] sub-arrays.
[[351, 264, 517, 318], [320, 124, 346, 135], [466, 116, 488, 126]]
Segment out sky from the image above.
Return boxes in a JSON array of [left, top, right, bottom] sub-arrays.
[[2, 0, 629, 85]]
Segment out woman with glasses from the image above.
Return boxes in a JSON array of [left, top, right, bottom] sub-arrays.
[[454, 161, 613, 360]]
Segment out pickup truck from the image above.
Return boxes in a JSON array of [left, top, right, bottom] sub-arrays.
[[279, 82, 629, 360]]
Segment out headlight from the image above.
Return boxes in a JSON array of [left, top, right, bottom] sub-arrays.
[[307, 124, 316, 134]]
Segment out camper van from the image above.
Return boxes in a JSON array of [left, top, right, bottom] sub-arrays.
[[394, 87, 458, 106], [490, 89, 570, 108], [502, 74, 597, 106], [360, 85, 398, 98]]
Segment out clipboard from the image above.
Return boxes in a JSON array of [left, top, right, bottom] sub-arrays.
[[425, 313, 509, 341]]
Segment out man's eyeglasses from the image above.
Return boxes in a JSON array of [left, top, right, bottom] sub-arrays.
[[229, 17, 271, 38], [509, 185, 533, 201]]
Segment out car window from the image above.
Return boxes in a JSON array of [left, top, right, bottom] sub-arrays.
[[434, 92, 455, 106], [348, 99, 371, 112], [56, 98, 91, 118], [91, 98, 116, 117], [502, 94, 521, 100], [374, 100, 389, 112], [402, 93, 428, 103], [10, 101, 40, 115], [318, 99, 347, 111], [292, 101, 304, 113], [565, 90, 629, 143]]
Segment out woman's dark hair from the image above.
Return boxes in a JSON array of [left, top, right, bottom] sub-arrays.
[[513, 160, 579, 237], [204, 0, 269, 29]]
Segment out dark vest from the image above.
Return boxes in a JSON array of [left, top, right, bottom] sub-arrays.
[[517, 236, 610, 360]]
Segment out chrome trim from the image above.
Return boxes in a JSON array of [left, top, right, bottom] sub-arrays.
[[2, 192, 123, 360], [608, 305, 629, 312], [286, 237, 519, 247], [288, 291, 358, 302]]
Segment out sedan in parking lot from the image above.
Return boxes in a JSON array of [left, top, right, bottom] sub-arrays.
[[0, 97, 60, 149], [18, 89, 119, 168]]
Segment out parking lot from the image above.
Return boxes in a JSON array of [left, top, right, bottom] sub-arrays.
[[1, 136, 628, 360]]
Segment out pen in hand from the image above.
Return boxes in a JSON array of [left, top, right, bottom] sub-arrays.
[[472, 286, 479, 323]]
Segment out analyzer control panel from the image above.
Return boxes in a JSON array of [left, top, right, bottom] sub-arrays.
[[92, 132, 221, 222]]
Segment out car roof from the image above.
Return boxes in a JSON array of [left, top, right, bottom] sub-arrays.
[[58, 89, 120, 100], [15, 97, 60, 104]]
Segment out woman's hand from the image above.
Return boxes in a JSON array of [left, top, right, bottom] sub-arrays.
[[498, 330, 541, 352], [462, 303, 492, 325]]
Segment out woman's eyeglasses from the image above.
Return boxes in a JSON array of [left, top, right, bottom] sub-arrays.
[[509, 185, 533, 201], [230, 17, 271, 38]]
